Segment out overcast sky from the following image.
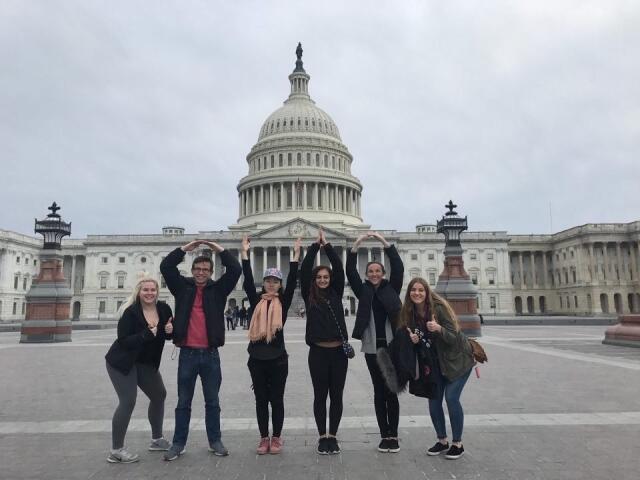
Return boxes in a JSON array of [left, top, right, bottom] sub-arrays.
[[1, 1, 638, 238]]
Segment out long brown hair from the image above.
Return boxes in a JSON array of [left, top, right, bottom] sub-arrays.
[[397, 277, 460, 331], [309, 265, 332, 305]]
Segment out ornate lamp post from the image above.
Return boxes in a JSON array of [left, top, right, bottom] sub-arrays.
[[20, 203, 73, 343], [435, 201, 482, 336]]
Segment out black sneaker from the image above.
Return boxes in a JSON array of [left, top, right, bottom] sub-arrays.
[[377, 438, 389, 452], [387, 438, 400, 453], [426, 441, 449, 456], [444, 444, 464, 459], [317, 437, 329, 455], [163, 444, 185, 461], [327, 436, 340, 454]]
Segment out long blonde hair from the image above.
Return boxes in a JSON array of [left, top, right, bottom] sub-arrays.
[[117, 274, 160, 319], [397, 277, 460, 331]]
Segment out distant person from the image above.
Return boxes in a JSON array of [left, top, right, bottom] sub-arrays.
[[241, 235, 301, 454], [479, 313, 484, 325], [239, 306, 248, 328], [233, 305, 240, 328], [105, 276, 174, 463], [347, 231, 404, 453], [160, 240, 241, 461], [225, 307, 234, 331], [399, 277, 475, 460], [300, 228, 349, 455]]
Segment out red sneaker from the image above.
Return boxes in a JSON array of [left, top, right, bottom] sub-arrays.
[[270, 436, 283, 454], [256, 437, 270, 455]]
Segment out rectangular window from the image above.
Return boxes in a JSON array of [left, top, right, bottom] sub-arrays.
[[279, 154, 283, 167], [488, 272, 495, 285], [34, 260, 37, 267], [116, 300, 124, 311], [487, 253, 494, 260], [14, 276, 19, 289], [574, 296, 578, 308], [429, 272, 436, 284], [287, 153, 292, 166], [13, 302, 17, 314], [101, 257, 108, 264], [99, 301, 106, 314], [428, 253, 434, 260], [489, 295, 497, 309], [23, 278, 27, 290], [117, 276, 125, 289], [16, 257, 20, 264], [119, 257, 125, 264], [100, 277, 107, 289], [411, 254, 418, 261], [21, 302, 25, 314], [25, 258, 29, 265], [161, 277, 167, 289], [470, 253, 477, 260], [471, 272, 478, 285]]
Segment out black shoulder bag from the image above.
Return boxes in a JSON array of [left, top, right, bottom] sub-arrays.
[[325, 299, 355, 359]]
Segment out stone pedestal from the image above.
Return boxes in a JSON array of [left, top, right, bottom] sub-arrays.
[[20, 253, 72, 343], [602, 314, 640, 348], [435, 254, 482, 337]]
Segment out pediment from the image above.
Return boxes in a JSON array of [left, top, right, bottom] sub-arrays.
[[251, 218, 350, 241]]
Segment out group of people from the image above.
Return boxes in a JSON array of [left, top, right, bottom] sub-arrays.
[[104, 230, 476, 464], [224, 304, 248, 330]]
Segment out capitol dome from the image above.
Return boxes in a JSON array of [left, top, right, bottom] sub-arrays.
[[231, 43, 367, 231]]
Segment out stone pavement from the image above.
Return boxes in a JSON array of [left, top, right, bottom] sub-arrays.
[[1, 320, 639, 480]]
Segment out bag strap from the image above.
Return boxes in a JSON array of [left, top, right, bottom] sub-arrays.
[[325, 299, 347, 343]]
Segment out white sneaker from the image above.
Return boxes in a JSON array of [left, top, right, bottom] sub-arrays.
[[107, 447, 139, 463]]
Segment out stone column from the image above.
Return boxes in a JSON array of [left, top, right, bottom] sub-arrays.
[[518, 252, 525, 289], [367, 248, 372, 262], [250, 247, 255, 274], [603, 243, 610, 281], [542, 251, 548, 288], [70, 256, 77, 292], [380, 246, 385, 267], [270, 184, 274, 211], [316, 249, 321, 266], [615, 242, 623, 281], [341, 187, 346, 212], [342, 247, 347, 267], [589, 243, 596, 282], [325, 184, 330, 210], [630, 243, 638, 282], [276, 247, 281, 270], [303, 182, 308, 209], [263, 247, 268, 274], [280, 182, 285, 210], [531, 252, 537, 288]]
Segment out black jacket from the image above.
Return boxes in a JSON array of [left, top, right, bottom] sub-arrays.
[[300, 242, 348, 346], [160, 247, 242, 348], [105, 301, 173, 375], [347, 244, 403, 340], [243, 258, 298, 360]]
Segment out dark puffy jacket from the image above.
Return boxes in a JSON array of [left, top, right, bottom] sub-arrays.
[[347, 244, 403, 340], [105, 301, 173, 374], [160, 248, 241, 348]]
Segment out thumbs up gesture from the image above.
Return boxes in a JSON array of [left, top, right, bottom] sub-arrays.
[[165, 317, 174, 334]]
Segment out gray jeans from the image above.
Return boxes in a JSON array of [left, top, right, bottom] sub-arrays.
[[106, 361, 167, 449]]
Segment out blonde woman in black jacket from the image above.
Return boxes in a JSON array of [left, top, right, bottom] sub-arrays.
[[105, 276, 174, 463]]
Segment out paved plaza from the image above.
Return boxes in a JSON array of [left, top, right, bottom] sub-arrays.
[[1, 320, 639, 480]]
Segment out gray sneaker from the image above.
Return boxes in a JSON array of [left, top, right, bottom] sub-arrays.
[[149, 437, 171, 451], [163, 444, 185, 461], [208, 440, 229, 456], [107, 447, 139, 463]]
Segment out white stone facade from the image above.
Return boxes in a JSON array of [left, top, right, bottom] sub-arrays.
[[1, 48, 638, 322]]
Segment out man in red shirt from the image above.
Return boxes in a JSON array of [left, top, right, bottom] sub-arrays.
[[160, 240, 241, 461]]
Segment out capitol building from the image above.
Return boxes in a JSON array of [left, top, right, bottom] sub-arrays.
[[1, 46, 639, 322]]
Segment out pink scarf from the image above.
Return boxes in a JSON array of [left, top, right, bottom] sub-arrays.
[[248, 293, 283, 343]]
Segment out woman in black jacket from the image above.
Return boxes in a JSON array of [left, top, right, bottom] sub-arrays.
[[241, 235, 301, 455], [347, 231, 404, 453], [300, 228, 349, 455], [105, 276, 173, 463]]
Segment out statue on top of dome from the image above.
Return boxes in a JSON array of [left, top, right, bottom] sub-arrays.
[[294, 42, 305, 72]]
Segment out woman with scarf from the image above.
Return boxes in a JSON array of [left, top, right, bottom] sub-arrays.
[[241, 235, 301, 455], [398, 277, 475, 460], [300, 228, 349, 455], [347, 231, 403, 453]]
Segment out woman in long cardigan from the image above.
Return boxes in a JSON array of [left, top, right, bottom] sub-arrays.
[[398, 277, 475, 460], [241, 236, 300, 454], [347, 231, 404, 453], [300, 228, 349, 455], [105, 276, 174, 463]]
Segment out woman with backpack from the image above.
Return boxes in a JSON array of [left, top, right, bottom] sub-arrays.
[[397, 277, 475, 460]]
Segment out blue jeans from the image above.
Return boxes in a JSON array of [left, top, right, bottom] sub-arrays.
[[172, 347, 222, 448], [428, 368, 472, 443]]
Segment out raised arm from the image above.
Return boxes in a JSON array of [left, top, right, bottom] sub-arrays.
[[324, 242, 345, 298], [282, 238, 301, 312], [386, 244, 404, 293], [300, 241, 320, 302], [240, 236, 259, 307], [346, 234, 367, 298], [204, 240, 242, 297], [160, 243, 198, 297]]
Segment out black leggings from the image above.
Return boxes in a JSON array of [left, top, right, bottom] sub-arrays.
[[248, 356, 289, 438], [365, 353, 400, 438], [308, 345, 348, 436]]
